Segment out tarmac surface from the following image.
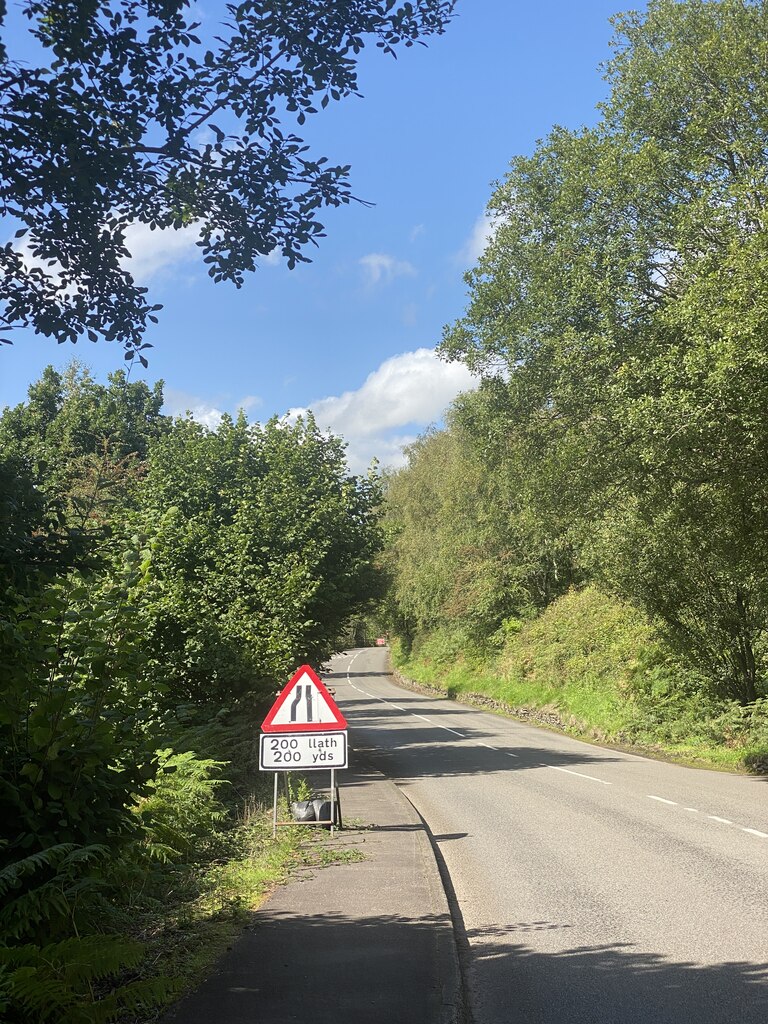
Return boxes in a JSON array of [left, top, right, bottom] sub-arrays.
[[164, 761, 462, 1024]]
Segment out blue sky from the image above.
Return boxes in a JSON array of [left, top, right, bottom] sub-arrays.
[[1, 1, 624, 472]]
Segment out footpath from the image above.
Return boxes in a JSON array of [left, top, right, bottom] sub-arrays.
[[163, 763, 463, 1024]]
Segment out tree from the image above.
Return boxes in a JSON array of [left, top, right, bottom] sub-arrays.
[[0, 0, 455, 358], [134, 411, 383, 702], [0, 362, 169, 532], [382, 387, 580, 657], [440, 0, 768, 702]]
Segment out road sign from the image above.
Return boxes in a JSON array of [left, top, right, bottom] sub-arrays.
[[262, 664, 347, 733], [259, 730, 348, 770]]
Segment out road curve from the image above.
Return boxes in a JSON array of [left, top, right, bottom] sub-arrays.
[[326, 647, 768, 1024]]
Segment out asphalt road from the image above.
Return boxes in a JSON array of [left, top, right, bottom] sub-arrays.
[[326, 647, 768, 1024]]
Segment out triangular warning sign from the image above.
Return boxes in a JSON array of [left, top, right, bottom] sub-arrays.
[[262, 665, 347, 733]]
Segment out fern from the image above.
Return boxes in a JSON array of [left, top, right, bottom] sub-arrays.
[[0, 844, 109, 942], [134, 749, 229, 862], [0, 937, 176, 1023], [0, 844, 174, 1023], [0, 843, 84, 898]]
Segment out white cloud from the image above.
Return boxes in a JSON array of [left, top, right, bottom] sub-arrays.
[[163, 388, 264, 429], [458, 212, 497, 267], [237, 394, 262, 412], [121, 222, 200, 283], [163, 388, 224, 430], [287, 348, 477, 473], [359, 252, 417, 286]]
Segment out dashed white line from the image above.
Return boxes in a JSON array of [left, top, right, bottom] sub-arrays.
[[645, 791, 767, 840], [545, 765, 611, 785], [344, 653, 765, 841]]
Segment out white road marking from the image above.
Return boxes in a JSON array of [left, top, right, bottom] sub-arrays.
[[544, 765, 612, 785], [342, 653, 767, 842], [642, 788, 767, 839], [439, 725, 466, 738]]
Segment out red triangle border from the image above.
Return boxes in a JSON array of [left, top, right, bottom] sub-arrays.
[[262, 664, 347, 732]]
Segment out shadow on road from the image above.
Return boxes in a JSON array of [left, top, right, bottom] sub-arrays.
[[464, 932, 768, 1024], [339, 697, 620, 780], [165, 907, 767, 1024]]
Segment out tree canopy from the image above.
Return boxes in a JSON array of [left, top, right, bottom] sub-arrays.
[[378, 0, 768, 705], [0, 0, 455, 357]]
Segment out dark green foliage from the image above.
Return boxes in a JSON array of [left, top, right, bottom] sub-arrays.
[[0, 364, 169, 525], [135, 410, 383, 703], [0, 841, 177, 1023], [408, 0, 768, 705], [0, 0, 455, 354], [0, 361, 383, 1020]]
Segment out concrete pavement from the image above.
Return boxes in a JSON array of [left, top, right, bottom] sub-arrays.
[[163, 762, 462, 1024]]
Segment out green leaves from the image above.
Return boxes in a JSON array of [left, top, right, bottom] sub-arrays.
[[135, 412, 383, 704], [423, 1, 768, 703], [0, 0, 455, 355], [0, 363, 382, 1020]]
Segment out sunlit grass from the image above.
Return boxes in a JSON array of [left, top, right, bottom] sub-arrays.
[[123, 734, 367, 1023], [392, 588, 768, 774]]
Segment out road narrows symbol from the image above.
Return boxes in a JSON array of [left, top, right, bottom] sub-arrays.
[[290, 685, 303, 723], [262, 665, 347, 732]]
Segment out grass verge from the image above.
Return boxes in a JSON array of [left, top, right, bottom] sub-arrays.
[[392, 588, 768, 774], [115, 711, 365, 1023]]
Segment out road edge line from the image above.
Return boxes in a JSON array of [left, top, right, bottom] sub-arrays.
[[398, 788, 475, 1024]]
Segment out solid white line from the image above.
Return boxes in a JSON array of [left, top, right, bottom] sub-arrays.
[[347, 649, 364, 673], [346, 655, 768, 847], [344, 654, 467, 738], [545, 765, 612, 785]]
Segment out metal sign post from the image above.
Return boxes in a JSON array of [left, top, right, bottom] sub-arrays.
[[268, 766, 344, 837]]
